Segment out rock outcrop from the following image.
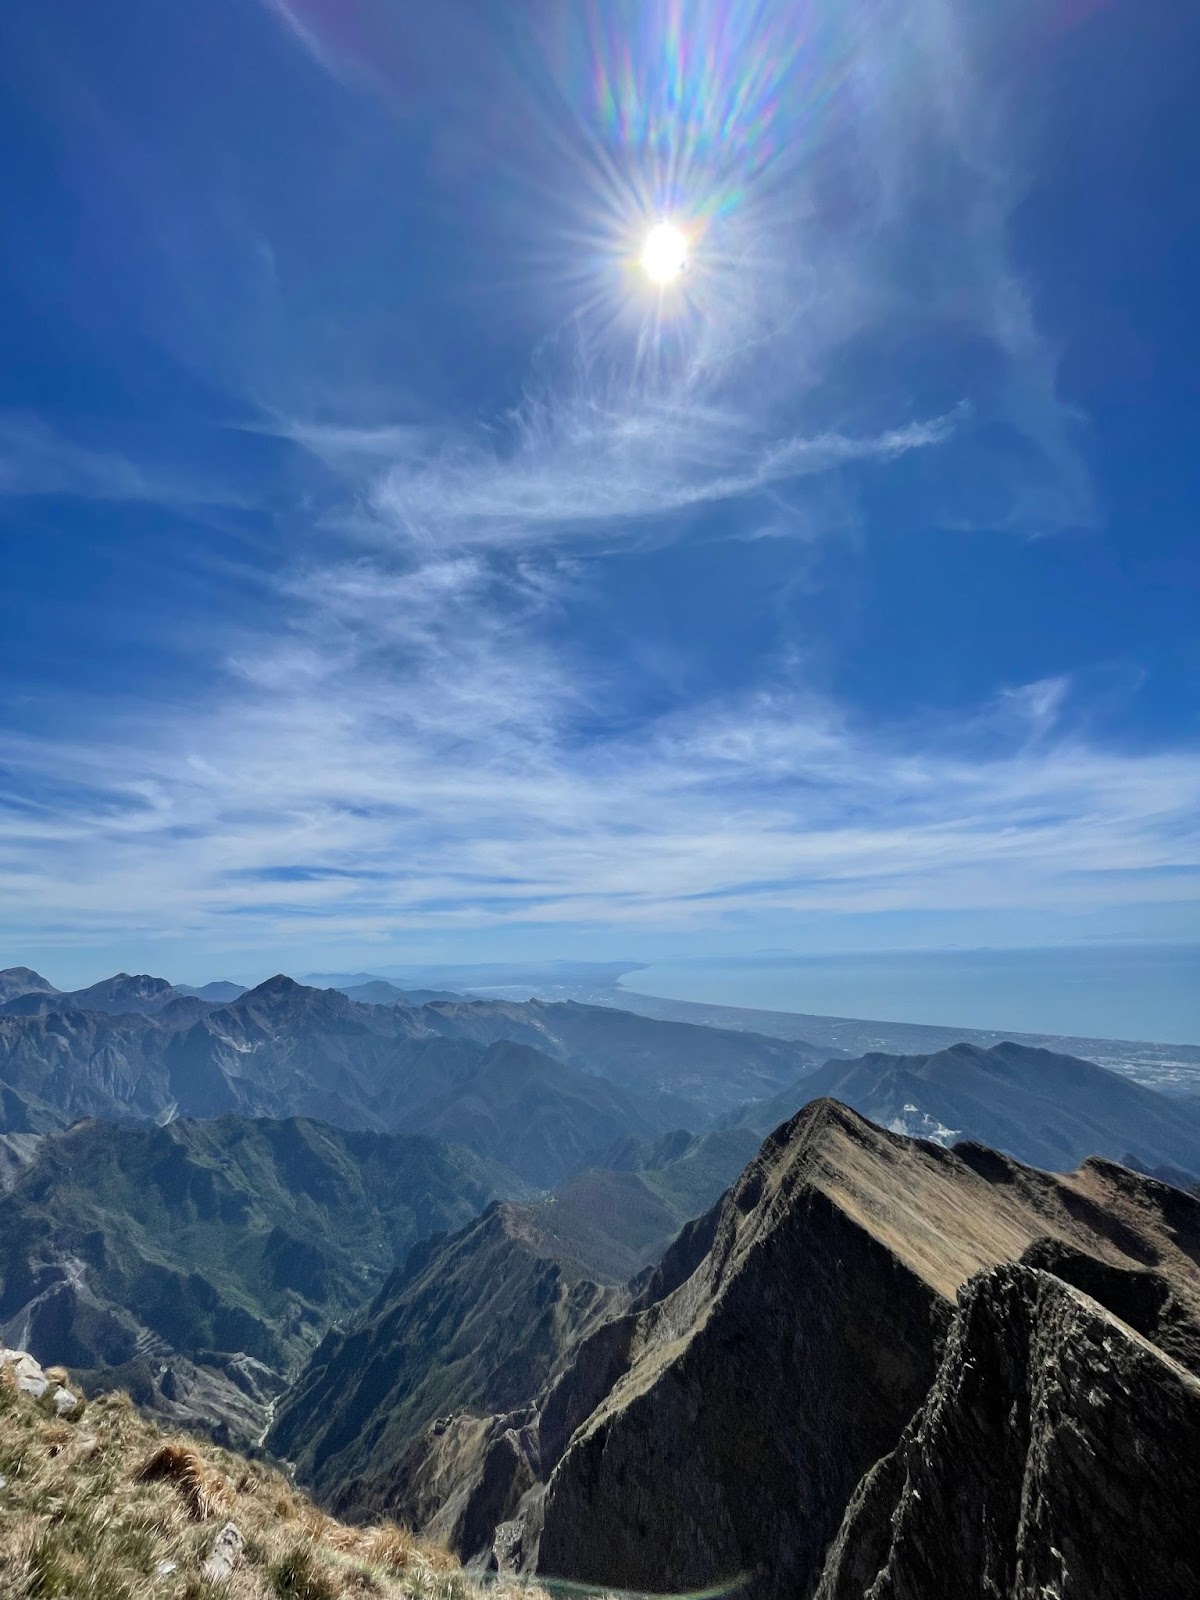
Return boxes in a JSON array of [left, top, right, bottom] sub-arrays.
[[532, 1102, 1200, 1600], [268, 1098, 1200, 1600], [814, 1263, 1200, 1600], [0, 1345, 79, 1414]]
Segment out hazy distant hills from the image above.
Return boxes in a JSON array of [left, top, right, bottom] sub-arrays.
[[0, 1114, 525, 1442], [415, 996, 828, 1116], [0, 967, 58, 1006], [2, 971, 184, 1016], [5, 964, 1200, 1185], [174, 980, 247, 1003], [732, 1040, 1200, 1178], [0, 970, 821, 1183], [339, 981, 464, 1005], [6, 963, 1200, 1185], [401, 1039, 675, 1189], [527, 1127, 763, 1281]]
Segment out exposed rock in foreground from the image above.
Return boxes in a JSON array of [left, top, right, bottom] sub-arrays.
[[532, 1103, 1200, 1600], [0, 1345, 530, 1600], [269, 1098, 1200, 1600], [815, 1263, 1200, 1600]]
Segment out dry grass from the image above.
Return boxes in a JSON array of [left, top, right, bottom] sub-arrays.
[[0, 1371, 548, 1600]]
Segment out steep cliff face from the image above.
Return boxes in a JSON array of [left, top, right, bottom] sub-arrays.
[[267, 1202, 623, 1516], [533, 1102, 1200, 1600], [814, 1264, 1200, 1600]]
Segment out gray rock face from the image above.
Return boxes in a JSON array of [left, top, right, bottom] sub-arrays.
[[200, 1520, 245, 1584], [814, 1264, 1200, 1600], [0, 978, 712, 1186], [532, 1102, 1200, 1600], [536, 1106, 949, 1599], [0, 969, 57, 1006], [0, 1346, 78, 1414]]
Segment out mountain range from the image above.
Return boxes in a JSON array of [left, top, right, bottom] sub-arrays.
[[0, 970, 825, 1179], [1, 953, 1198, 1594], [0, 1114, 526, 1442], [731, 1038, 1200, 1178], [269, 1098, 1200, 1599]]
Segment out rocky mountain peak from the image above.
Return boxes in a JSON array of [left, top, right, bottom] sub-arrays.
[[814, 1262, 1200, 1600], [0, 966, 58, 1003], [531, 1099, 1200, 1600]]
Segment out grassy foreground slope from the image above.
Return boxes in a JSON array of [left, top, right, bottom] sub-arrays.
[[0, 1352, 540, 1600]]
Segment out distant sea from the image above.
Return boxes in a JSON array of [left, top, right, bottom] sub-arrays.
[[624, 944, 1200, 1046]]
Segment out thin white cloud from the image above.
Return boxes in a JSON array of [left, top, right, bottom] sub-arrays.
[[366, 405, 961, 547], [2, 553, 1197, 956], [257, 0, 349, 83], [0, 0, 1149, 971]]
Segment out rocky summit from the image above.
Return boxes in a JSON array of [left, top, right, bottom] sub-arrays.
[[814, 1262, 1200, 1600], [530, 1103, 1200, 1600], [275, 1097, 1200, 1600]]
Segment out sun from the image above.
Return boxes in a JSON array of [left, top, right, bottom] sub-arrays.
[[641, 220, 688, 284]]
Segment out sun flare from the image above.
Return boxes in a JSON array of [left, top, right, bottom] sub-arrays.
[[641, 220, 688, 284]]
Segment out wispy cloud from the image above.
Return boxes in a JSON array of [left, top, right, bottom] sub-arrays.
[[2, 544, 1197, 956], [365, 404, 961, 547], [1, 0, 1157, 971], [257, 0, 349, 84]]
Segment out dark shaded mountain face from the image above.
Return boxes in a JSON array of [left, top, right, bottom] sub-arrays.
[[735, 1039, 1200, 1178], [814, 1262, 1200, 1600], [282, 1100, 1200, 1600], [0, 968, 58, 1005], [269, 1202, 623, 1525], [0, 1115, 525, 1445], [532, 1105, 1200, 1600], [266, 1124, 757, 1532]]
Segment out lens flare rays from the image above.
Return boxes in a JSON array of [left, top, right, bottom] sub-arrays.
[[510, 0, 858, 393]]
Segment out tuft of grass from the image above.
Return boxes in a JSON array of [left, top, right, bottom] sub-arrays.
[[0, 1363, 552, 1600], [134, 1442, 227, 1520], [269, 1544, 340, 1600]]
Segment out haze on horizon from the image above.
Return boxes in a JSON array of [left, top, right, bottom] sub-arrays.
[[1, 2, 1197, 1018]]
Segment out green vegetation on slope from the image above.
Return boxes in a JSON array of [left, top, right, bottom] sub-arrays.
[[0, 1116, 527, 1442]]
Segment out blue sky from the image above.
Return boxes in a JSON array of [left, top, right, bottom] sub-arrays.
[[1, 0, 1197, 988]]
